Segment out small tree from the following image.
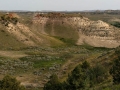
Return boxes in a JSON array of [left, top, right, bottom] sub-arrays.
[[88, 65, 107, 86], [110, 56, 120, 84], [1, 15, 5, 20], [44, 61, 108, 90], [44, 74, 62, 90], [66, 61, 90, 90], [81, 60, 90, 69]]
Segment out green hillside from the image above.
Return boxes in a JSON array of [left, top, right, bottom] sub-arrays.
[[0, 23, 25, 50]]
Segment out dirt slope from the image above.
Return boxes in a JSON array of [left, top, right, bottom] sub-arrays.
[[0, 12, 120, 49]]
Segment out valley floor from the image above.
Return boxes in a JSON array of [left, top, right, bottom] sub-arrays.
[[0, 45, 111, 90]]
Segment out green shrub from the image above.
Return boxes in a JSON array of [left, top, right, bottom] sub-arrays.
[[88, 65, 108, 86], [44, 74, 63, 90], [0, 75, 25, 90], [66, 61, 90, 90], [44, 61, 108, 90], [111, 22, 120, 28], [110, 56, 120, 84]]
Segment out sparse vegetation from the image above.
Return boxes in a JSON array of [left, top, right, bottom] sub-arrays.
[[54, 36, 76, 45], [0, 11, 119, 90], [0, 14, 18, 26], [111, 22, 120, 28], [44, 61, 109, 90]]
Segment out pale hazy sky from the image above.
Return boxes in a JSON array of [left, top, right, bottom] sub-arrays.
[[0, 0, 120, 11]]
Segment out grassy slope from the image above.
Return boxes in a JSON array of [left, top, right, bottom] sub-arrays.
[[44, 18, 79, 44], [82, 13, 120, 23], [18, 14, 66, 47], [30, 24, 65, 46], [0, 23, 25, 50], [0, 13, 65, 49]]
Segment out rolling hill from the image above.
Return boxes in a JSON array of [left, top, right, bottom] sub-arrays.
[[0, 12, 120, 49]]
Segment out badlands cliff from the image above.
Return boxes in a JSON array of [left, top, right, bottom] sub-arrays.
[[0, 13, 120, 48], [32, 13, 120, 48]]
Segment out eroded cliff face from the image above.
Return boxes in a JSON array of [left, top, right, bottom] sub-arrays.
[[64, 17, 120, 48], [32, 15, 120, 48], [6, 23, 40, 46], [0, 13, 64, 48], [32, 16, 48, 35], [0, 13, 120, 48]]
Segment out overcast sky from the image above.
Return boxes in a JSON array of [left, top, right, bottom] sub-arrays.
[[0, 0, 120, 11]]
